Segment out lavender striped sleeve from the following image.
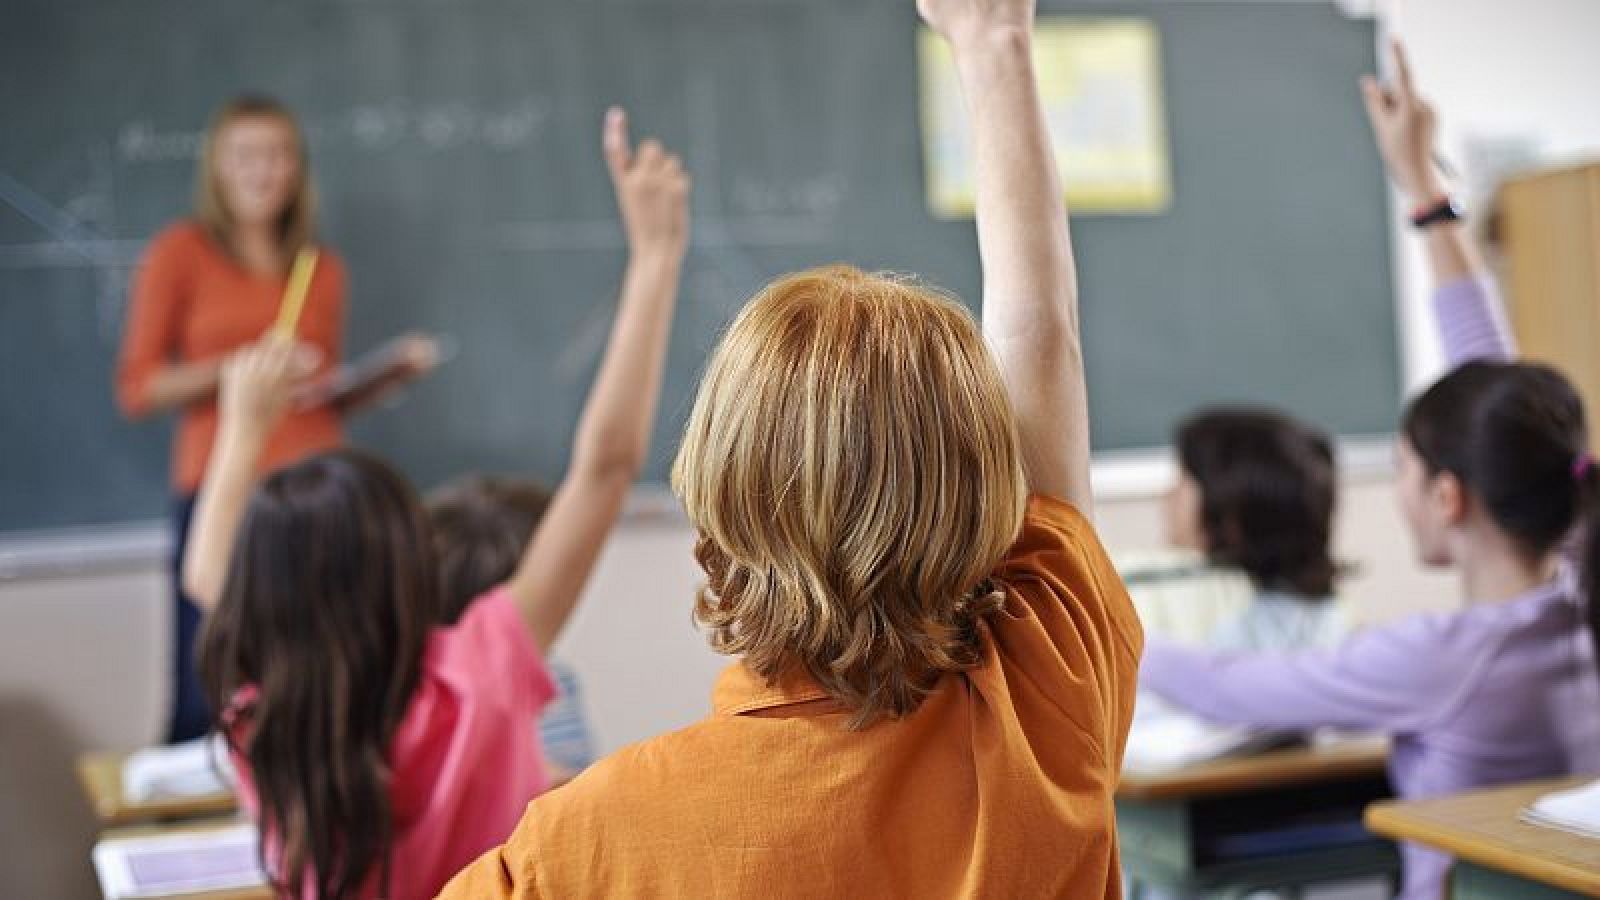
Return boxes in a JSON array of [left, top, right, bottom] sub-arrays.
[[1138, 626, 1452, 733], [1433, 277, 1517, 366]]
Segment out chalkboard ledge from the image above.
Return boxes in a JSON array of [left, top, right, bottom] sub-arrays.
[[0, 439, 1395, 581], [0, 521, 169, 582], [0, 491, 693, 582], [1090, 434, 1393, 499]]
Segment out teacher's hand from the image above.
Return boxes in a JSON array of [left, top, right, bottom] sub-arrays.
[[219, 338, 320, 440], [392, 332, 442, 379]]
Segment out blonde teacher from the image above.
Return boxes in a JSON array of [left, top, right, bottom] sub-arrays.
[[116, 96, 431, 742]]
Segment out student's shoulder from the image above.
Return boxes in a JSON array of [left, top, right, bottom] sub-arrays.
[[526, 722, 727, 836], [553, 714, 747, 795], [425, 587, 555, 706], [994, 494, 1104, 585], [991, 494, 1142, 648], [444, 585, 525, 642]]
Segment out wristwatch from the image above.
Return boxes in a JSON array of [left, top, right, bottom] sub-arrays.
[[1411, 194, 1464, 229]]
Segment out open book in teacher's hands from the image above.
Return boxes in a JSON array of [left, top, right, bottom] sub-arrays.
[[295, 332, 455, 413]]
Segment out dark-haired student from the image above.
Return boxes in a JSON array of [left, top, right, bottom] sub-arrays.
[[427, 476, 552, 622], [426, 476, 584, 789], [1165, 408, 1346, 652], [1140, 41, 1600, 900]]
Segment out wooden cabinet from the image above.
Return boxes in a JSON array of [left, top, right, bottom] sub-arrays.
[[1498, 161, 1600, 451]]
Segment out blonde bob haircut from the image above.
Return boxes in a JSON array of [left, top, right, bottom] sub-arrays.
[[194, 95, 317, 262], [673, 265, 1028, 728]]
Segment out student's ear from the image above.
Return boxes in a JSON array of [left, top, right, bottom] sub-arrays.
[[1429, 470, 1469, 527]]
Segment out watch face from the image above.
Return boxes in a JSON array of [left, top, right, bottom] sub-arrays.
[[1414, 197, 1463, 227]]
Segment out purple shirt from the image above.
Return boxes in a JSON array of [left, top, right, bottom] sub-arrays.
[[1140, 277, 1600, 900]]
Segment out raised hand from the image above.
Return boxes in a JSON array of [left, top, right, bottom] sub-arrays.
[[184, 336, 317, 610], [1360, 40, 1442, 202], [916, 0, 1090, 510], [499, 108, 692, 652], [219, 337, 318, 437], [917, 0, 1036, 47], [602, 107, 691, 259]]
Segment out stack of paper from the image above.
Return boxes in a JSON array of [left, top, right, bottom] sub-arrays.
[[1124, 712, 1287, 773], [1122, 693, 1292, 773], [122, 736, 235, 803], [1522, 778, 1600, 840], [92, 824, 264, 899]]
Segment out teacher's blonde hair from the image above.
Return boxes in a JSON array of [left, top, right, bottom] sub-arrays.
[[673, 265, 1027, 728], [194, 95, 317, 261]]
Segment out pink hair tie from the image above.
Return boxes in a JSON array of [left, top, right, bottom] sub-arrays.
[[1575, 452, 1597, 482]]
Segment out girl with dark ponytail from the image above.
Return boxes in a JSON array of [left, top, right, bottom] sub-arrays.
[[1139, 41, 1600, 900]]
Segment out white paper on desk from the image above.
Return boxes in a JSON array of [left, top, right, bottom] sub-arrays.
[[1122, 694, 1286, 773], [92, 823, 264, 899], [1522, 778, 1600, 840], [122, 735, 236, 803]]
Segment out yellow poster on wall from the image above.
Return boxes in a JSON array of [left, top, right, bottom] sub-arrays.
[[919, 18, 1172, 217]]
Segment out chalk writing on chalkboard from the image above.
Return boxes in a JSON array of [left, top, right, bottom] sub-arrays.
[[116, 98, 554, 164]]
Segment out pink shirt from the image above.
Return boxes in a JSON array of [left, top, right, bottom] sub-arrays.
[[231, 588, 556, 899]]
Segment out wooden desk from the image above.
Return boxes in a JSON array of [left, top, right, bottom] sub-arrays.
[[77, 752, 238, 828], [96, 818, 271, 900], [1118, 740, 1399, 899], [1366, 777, 1600, 899]]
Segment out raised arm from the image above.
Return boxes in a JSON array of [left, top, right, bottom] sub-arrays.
[[1361, 39, 1515, 365], [505, 108, 690, 653], [920, 0, 1089, 511], [181, 339, 315, 610], [1140, 628, 1449, 733]]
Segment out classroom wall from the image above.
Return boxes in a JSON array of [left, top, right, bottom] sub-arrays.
[[0, 567, 167, 900]]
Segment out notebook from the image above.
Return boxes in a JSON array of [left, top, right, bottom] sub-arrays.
[[300, 333, 456, 410], [122, 736, 235, 804], [92, 824, 265, 899], [1123, 708, 1289, 773], [1522, 778, 1600, 840]]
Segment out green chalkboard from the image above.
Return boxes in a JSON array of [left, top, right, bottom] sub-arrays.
[[0, 0, 1397, 533]]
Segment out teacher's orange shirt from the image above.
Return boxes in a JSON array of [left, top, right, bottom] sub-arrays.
[[441, 495, 1143, 900], [117, 222, 345, 493]]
